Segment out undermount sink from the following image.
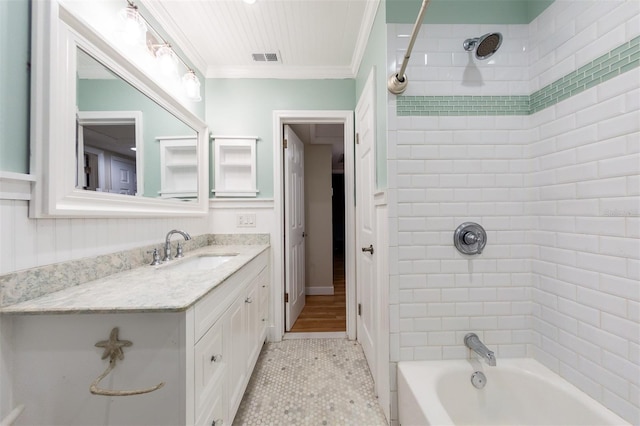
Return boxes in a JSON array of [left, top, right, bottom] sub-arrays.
[[162, 254, 237, 272]]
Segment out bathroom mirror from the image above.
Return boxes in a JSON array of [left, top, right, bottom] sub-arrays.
[[30, 1, 209, 217]]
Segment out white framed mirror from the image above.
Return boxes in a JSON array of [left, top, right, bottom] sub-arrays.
[[30, 1, 209, 217]]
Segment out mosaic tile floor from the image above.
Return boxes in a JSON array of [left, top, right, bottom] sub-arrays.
[[233, 338, 388, 425]]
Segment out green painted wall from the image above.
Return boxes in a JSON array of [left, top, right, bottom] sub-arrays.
[[0, 0, 30, 173], [205, 79, 356, 198], [386, 0, 553, 24], [78, 79, 193, 197], [356, 0, 388, 189]]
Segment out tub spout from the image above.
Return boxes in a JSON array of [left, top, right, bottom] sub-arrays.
[[464, 333, 496, 366]]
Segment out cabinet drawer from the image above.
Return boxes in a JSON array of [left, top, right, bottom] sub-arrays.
[[194, 320, 226, 417]]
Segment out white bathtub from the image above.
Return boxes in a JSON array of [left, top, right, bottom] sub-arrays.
[[398, 358, 629, 426]]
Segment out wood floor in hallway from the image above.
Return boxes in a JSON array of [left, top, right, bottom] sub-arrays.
[[290, 253, 345, 332]]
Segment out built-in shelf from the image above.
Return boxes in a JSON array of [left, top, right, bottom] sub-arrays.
[[157, 136, 198, 199], [211, 136, 258, 198]]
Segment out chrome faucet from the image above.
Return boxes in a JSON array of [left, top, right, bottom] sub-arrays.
[[464, 333, 496, 366], [164, 229, 191, 261]]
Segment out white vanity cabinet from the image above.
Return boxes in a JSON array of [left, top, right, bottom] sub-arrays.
[[8, 248, 270, 426], [194, 263, 270, 425]]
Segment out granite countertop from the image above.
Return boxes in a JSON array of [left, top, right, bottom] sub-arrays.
[[1, 244, 269, 315]]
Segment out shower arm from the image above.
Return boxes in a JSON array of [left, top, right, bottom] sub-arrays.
[[388, 0, 432, 95]]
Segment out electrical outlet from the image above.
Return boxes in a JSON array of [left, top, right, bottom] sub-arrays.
[[237, 213, 256, 227]]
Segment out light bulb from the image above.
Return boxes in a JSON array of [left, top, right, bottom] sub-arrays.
[[118, 4, 147, 45], [156, 44, 177, 77], [182, 70, 201, 101]]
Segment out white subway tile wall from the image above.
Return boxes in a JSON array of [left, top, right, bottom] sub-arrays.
[[388, 1, 639, 423]]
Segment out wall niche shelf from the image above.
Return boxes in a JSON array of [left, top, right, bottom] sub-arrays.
[[212, 135, 259, 198], [157, 136, 198, 199]]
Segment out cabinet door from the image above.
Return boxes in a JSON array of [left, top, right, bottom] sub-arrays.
[[225, 294, 247, 419], [194, 320, 226, 422], [245, 279, 262, 371], [196, 377, 225, 426], [258, 269, 270, 342]]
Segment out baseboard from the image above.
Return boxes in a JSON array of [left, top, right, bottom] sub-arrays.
[[305, 286, 334, 295]]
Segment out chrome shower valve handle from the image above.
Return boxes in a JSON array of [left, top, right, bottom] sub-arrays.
[[454, 222, 487, 255]]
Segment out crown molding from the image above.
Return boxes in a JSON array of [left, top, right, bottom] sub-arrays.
[[351, 0, 381, 77]]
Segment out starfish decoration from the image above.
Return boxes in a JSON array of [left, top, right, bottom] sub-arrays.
[[95, 327, 133, 362]]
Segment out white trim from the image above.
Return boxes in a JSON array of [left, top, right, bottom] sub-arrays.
[[209, 198, 274, 209], [0, 172, 36, 182], [374, 190, 387, 206], [283, 332, 347, 340], [273, 110, 356, 343], [351, 0, 381, 77], [211, 190, 259, 197], [305, 286, 335, 296], [206, 65, 354, 80], [375, 201, 390, 422], [210, 135, 260, 141], [0, 172, 36, 201]]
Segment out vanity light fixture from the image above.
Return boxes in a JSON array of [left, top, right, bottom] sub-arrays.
[[117, 0, 202, 102]]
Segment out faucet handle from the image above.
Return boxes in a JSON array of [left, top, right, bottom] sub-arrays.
[[176, 243, 184, 258], [147, 248, 162, 266]]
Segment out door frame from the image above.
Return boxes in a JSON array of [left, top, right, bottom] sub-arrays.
[[272, 110, 356, 341]]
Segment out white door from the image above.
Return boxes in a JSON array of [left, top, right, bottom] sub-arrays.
[[284, 125, 306, 331], [110, 156, 137, 195], [355, 71, 377, 371]]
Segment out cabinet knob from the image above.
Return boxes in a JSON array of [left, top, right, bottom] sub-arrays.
[[210, 354, 221, 362], [245, 297, 252, 304]]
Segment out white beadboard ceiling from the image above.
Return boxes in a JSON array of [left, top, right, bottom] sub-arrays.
[[141, 0, 380, 79]]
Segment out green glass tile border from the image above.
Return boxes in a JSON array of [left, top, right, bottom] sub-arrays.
[[397, 36, 640, 117]]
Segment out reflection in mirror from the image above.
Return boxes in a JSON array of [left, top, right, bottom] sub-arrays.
[[75, 48, 198, 200], [77, 111, 140, 195], [81, 124, 137, 194]]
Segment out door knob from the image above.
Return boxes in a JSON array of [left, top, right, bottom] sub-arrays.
[[361, 244, 374, 254]]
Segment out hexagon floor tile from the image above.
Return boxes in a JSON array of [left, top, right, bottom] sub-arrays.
[[233, 338, 387, 425]]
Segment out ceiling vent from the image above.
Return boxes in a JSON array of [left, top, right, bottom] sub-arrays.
[[252, 52, 280, 63]]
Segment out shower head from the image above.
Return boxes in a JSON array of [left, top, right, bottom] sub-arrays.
[[463, 32, 503, 60]]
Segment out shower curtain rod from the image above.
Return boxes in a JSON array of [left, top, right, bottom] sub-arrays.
[[387, 0, 432, 95]]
